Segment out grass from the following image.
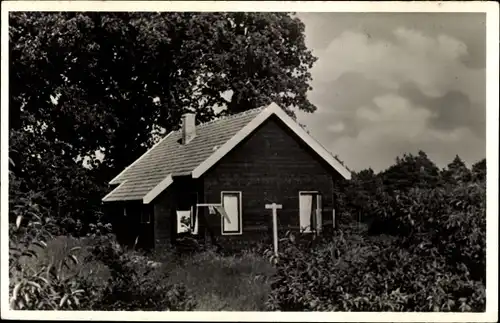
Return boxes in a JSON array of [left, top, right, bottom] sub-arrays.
[[165, 250, 275, 311], [11, 235, 275, 311], [11, 235, 111, 285]]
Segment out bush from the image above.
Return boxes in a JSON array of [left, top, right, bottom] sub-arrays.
[[9, 226, 92, 310], [9, 187, 195, 312], [8, 171, 92, 310], [9, 249, 90, 310], [266, 230, 485, 312], [10, 232, 197, 311], [267, 177, 486, 312], [82, 235, 196, 311], [368, 181, 486, 282]]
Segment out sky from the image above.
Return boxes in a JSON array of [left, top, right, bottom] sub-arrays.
[[294, 13, 486, 172]]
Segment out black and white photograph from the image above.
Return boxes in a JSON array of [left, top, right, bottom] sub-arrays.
[[1, 1, 498, 321]]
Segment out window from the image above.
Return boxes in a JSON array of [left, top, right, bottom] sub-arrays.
[[176, 208, 198, 234], [221, 191, 242, 235], [299, 191, 322, 233], [176, 210, 190, 233], [176, 193, 198, 234]]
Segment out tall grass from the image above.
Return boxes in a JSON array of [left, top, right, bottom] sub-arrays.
[[163, 249, 275, 311], [11, 234, 275, 311], [12, 236, 110, 282]]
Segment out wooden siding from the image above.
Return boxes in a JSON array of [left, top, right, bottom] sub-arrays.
[[202, 116, 342, 245], [153, 187, 174, 250], [105, 201, 153, 250]]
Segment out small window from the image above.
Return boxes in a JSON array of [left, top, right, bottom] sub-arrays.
[[176, 210, 191, 233], [176, 206, 198, 234], [176, 193, 198, 234], [221, 192, 242, 235], [299, 191, 322, 233], [123, 207, 127, 217]]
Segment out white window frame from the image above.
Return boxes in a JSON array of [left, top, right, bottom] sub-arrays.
[[299, 191, 322, 233], [220, 191, 243, 235], [190, 205, 199, 235], [187, 192, 199, 235]]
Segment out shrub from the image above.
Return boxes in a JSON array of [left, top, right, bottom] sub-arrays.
[[368, 181, 486, 282], [9, 220, 92, 310], [266, 230, 485, 312], [9, 181, 194, 311], [266, 177, 486, 312], [9, 248, 90, 310], [83, 235, 197, 311]]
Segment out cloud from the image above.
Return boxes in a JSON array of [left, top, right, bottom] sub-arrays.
[[297, 72, 388, 138], [297, 12, 486, 69], [329, 94, 485, 171], [312, 28, 484, 104], [296, 22, 486, 172], [355, 94, 431, 140], [327, 122, 345, 133], [397, 82, 486, 138]]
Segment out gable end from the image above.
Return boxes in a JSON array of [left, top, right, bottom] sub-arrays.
[[192, 103, 351, 180]]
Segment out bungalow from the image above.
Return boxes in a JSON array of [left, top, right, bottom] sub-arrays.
[[102, 102, 351, 251]]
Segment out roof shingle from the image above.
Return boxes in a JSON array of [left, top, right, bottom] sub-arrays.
[[103, 107, 265, 202]]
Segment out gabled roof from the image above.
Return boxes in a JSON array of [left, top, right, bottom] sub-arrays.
[[102, 102, 351, 204]]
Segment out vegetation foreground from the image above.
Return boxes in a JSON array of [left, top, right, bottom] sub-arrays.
[[9, 152, 486, 311], [10, 235, 274, 311]]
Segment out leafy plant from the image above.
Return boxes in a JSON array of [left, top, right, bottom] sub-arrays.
[[9, 204, 90, 310], [267, 228, 485, 312], [10, 247, 88, 310], [84, 235, 197, 311]]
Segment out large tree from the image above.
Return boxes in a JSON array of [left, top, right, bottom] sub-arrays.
[[10, 12, 317, 176], [380, 150, 442, 192], [9, 12, 317, 231]]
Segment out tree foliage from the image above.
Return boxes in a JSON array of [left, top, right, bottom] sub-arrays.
[[471, 158, 486, 182], [267, 229, 485, 312], [441, 155, 472, 184], [380, 150, 442, 192], [10, 12, 316, 172]]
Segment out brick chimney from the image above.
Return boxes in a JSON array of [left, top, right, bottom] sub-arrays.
[[181, 113, 196, 144]]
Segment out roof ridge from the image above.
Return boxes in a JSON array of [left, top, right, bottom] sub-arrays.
[[195, 105, 267, 129]]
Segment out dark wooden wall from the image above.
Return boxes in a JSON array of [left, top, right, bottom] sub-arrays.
[[153, 187, 173, 251], [106, 200, 153, 250], [202, 116, 343, 245]]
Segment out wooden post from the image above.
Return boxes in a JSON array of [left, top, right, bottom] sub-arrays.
[[265, 203, 282, 257]]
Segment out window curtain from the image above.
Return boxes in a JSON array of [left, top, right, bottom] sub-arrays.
[[300, 193, 313, 232]]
